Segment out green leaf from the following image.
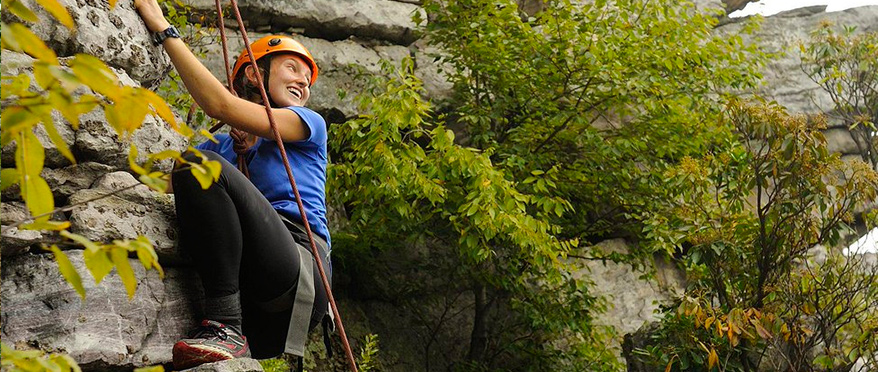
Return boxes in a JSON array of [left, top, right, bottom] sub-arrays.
[[6, 0, 39, 23], [110, 247, 137, 299], [50, 245, 85, 299], [6, 23, 59, 65], [34, 0, 75, 30], [1, 168, 20, 191]]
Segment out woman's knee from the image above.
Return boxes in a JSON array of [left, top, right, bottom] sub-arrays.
[[173, 150, 231, 191]]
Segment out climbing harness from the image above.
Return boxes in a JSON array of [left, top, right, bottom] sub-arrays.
[[206, 1, 359, 370]]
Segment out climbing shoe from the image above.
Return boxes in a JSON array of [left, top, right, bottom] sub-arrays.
[[172, 319, 251, 369]]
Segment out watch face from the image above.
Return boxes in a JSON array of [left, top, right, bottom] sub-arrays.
[[168, 27, 181, 38]]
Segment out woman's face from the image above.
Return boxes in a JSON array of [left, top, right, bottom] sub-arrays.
[[247, 54, 312, 107]]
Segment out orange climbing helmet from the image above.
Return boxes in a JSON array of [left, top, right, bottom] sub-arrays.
[[232, 35, 319, 86]]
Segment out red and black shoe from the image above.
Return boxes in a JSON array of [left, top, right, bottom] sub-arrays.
[[172, 320, 251, 370]]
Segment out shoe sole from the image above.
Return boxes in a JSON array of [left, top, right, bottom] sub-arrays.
[[172, 341, 235, 370]]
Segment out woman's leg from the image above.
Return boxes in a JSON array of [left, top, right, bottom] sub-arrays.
[[173, 151, 301, 323]]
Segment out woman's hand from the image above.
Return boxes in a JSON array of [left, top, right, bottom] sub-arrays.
[[133, 0, 171, 33]]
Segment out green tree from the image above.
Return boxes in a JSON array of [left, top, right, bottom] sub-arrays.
[[637, 99, 878, 371], [329, 0, 766, 370], [801, 22, 878, 170]]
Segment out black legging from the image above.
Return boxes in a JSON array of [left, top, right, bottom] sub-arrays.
[[173, 150, 328, 357]]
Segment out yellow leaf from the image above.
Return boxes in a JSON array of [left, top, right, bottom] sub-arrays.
[[49, 353, 81, 372], [752, 319, 773, 339], [1, 74, 32, 99], [17, 131, 54, 222], [83, 248, 114, 284], [60, 231, 100, 251], [141, 88, 192, 137], [42, 118, 76, 165], [708, 347, 719, 370], [1, 168, 20, 191], [69, 54, 119, 99], [50, 246, 85, 299], [106, 88, 149, 136], [128, 145, 147, 175], [1, 106, 41, 145], [62, 231, 114, 284], [664, 355, 676, 372], [204, 160, 222, 181], [133, 366, 163, 372], [34, 0, 75, 30], [108, 0, 118, 8], [134, 239, 164, 278], [6, 0, 40, 23], [21, 220, 70, 231], [199, 129, 219, 143], [189, 163, 215, 189], [110, 247, 137, 299], [7, 23, 59, 65]]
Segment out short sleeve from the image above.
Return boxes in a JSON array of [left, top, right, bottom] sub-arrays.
[[286, 106, 327, 146]]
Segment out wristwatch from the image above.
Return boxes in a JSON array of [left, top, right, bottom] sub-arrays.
[[152, 25, 181, 46]]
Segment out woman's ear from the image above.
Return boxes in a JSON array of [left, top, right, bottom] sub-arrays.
[[244, 64, 259, 86]]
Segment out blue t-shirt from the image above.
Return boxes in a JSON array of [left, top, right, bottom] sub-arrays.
[[196, 106, 331, 248]]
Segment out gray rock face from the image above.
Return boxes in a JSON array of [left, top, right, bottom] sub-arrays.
[[198, 33, 451, 121], [0, 250, 203, 369], [0, 53, 188, 172], [67, 172, 181, 262], [580, 239, 684, 354], [75, 108, 187, 172], [183, 0, 423, 45], [719, 6, 878, 116], [0, 0, 172, 88], [0, 202, 45, 256], [181, 358, 264, 372]]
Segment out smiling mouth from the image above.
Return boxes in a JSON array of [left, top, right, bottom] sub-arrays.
[[287, 87, 302, 99]]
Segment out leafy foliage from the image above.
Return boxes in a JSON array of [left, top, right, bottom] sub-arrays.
[[801, 22, 878, 170], [1, 0, 220, 366], [330, 0, 767, 369], [639, 99, 878, 371], [1, 343, 81, 372]]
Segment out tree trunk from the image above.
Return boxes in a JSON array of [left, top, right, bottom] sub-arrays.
[[468, 282, 488, 363]]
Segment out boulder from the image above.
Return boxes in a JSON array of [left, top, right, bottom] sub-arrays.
[[181, 358, 264, 372], [0, 53, 188, 173], [576, 239, 684, 353], [0, 0, 172, 88], [181, 0, 424, 45], [0, 202, 45, 256], [198, 33, 451, 121], [67, 172, 181, 263], [718, 6, 878, 115], [0, 250, 203, 369]]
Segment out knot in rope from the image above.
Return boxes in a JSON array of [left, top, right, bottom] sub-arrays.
[[229, 128, 251, 178]]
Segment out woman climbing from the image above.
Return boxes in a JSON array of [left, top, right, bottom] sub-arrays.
[[133, 0, 332, 369]]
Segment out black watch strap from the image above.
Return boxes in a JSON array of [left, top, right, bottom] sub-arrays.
[[152, 26, 181, 46]]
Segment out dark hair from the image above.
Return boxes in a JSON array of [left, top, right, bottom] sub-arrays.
[[232, 55, 274, 104]]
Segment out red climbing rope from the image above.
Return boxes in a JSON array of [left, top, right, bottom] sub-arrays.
[[208, 2, 359, 371]]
